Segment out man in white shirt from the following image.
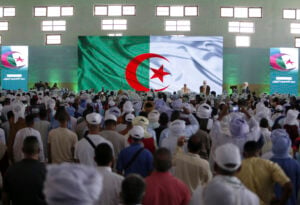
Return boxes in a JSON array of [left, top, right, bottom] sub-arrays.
[[190, 143, 259, 205], [95, 143, 123, 205], [75, 113, 113, 166], [33, 108, 50, 159], [13, 114, 44, 162]]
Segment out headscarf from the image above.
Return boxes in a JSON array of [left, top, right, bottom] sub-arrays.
[[229, 117, 249, 138], [284, 109, 299, 126], [169, 120, 186, 137], [171, 99, 183, 111], [271, 129, 292, 158]]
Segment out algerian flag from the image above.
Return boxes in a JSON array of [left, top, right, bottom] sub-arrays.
[[78, 36, 223, 93]]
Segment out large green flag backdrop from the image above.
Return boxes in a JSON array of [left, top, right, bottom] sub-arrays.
[[78, 36, 150, 91]]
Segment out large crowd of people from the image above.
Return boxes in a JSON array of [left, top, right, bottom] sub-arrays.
[[0, 85, 299, 205]]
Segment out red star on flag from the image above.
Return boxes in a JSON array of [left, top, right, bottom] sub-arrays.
[[16, 56, 24, 62], [286, 59, 294, 65], [151, 65, 170, 82]]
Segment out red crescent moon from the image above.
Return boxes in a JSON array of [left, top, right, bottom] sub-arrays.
[[1, 51, 23, 69], [125, 53, 169, 92]]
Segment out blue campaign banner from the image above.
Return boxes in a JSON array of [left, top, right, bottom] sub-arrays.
[[0, 46, 28, 91], [270, 48, 298, 95]]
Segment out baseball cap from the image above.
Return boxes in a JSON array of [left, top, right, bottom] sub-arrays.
[[104, 113, 117, 122], [215, 143, 241, 172], [86, 113, 102, 125], [108, 100, 116, 107], [125, 113, 135, 122], [129, 125, 144, 139], [275, 105, 283, 112]]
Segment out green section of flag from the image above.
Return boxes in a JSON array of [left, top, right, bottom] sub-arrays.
[[277, 58, 286, 69], [8, 56, 16, 66], [78, 36, 150, 91]]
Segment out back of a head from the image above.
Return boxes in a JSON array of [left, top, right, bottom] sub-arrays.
[[94, 143, 113, 166], [170, 110, 181, 122], [104, 114, 117, 128], [159, 112, 169, 125], [154, 148, 172, 172], [121, 174, 145, 205], [243, 141, 259, 156], [259, 117, 269, 128], [39, 108, 48, 119], [25, 114, 35, 127], [7, 110, 14, 120], [22, 136, 39, 156], [187, 134, 202, 153], [54, 107, 70, 123]]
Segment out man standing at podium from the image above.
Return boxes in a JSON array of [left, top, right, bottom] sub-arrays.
[[200, 80, 210, 95]]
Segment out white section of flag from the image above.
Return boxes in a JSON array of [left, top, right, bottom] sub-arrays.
[[149, 36, 223, 94]]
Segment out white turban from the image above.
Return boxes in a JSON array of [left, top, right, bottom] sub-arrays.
[[148, 110, 160, 123], [133, 116, 149, 129], [122, 101, 134, 115], [169, 120, 186, 136], [284, 109, 299, 126], [196, 103, 212, 119], [44, 163, 103, 205], [154, 98, 166, 110], [229, 117, 249, 138], [171, 99, 183, 111]]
